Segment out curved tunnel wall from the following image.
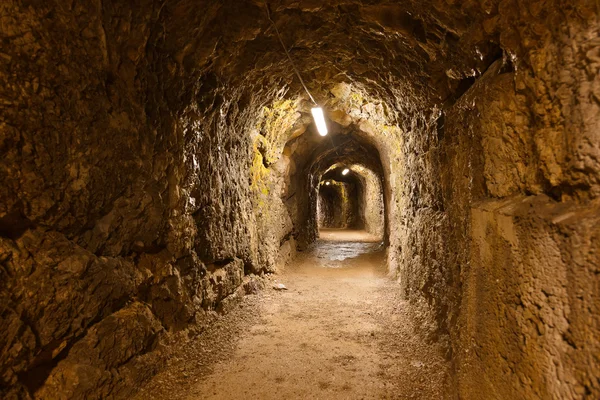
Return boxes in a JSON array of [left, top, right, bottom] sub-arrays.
[[294, 132, 388, 248], [351, 165, 385, 239], [0, 1, 599, 399]]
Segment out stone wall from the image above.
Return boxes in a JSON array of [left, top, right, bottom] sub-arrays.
[[390, 4, 600, 397], [463, 196, 599, 398], [354, 167, 385, 239], [0, 1, 294, 398], [449, 8, 600, 397], [0, 2, 170, 397]]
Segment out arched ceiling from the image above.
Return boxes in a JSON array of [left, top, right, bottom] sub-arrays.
[[307, 133, 384, 182], [322, 167, 361, 184], [156, 0, 507, 121]]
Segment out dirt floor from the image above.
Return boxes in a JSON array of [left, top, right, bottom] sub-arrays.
[[134, 229, 449, 399]]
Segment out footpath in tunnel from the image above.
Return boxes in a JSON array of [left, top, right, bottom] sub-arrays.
[[135, 229, 448, 400]]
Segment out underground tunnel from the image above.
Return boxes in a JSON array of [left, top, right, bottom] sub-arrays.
[[1, 1, 599, 399], [317, 162, 385, 236]]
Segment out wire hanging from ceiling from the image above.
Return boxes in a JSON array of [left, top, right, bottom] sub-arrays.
[[264, 2, 317, 106]]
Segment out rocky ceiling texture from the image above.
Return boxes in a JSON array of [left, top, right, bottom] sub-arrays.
[[1, 0, 599, 399]]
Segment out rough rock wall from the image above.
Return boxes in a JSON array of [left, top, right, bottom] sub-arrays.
[[0, 1, 295, 398], [0, 2, 170, 397], [354, 167, 385, 239], [465, 196, 599, 399], [389, 2, 600, 398], [317, 186, 338, 229], [450, 7, 600, 397]]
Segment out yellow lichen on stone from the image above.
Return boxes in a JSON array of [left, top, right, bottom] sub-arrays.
[[256, 98, 302, 165]]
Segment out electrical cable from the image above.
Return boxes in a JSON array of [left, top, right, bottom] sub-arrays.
[[264, 2, 340, 160], [265, 2, 318, 105]]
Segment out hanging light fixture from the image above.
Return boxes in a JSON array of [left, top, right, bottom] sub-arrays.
[[266, 3, 328, 136], [342, 168, 350, 175], [311, 107, 328, 136]]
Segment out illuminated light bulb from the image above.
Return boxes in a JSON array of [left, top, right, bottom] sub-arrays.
[[311, 107, 328, 136], [325, 181, 331, 186], [342, 168, 350, 175]]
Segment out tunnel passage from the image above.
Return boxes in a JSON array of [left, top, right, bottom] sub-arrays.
[[1, 1, 599, 399], [322, 163, 386, 239], [288, 131, 389, 249], [317, 162, 385, 240], [317, 179, 359, 230]]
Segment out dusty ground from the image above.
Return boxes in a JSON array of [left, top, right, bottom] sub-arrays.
[[135, 229, 449, 399]]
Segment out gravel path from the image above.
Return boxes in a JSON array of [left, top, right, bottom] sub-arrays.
[[135, 230, 449, 399]]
